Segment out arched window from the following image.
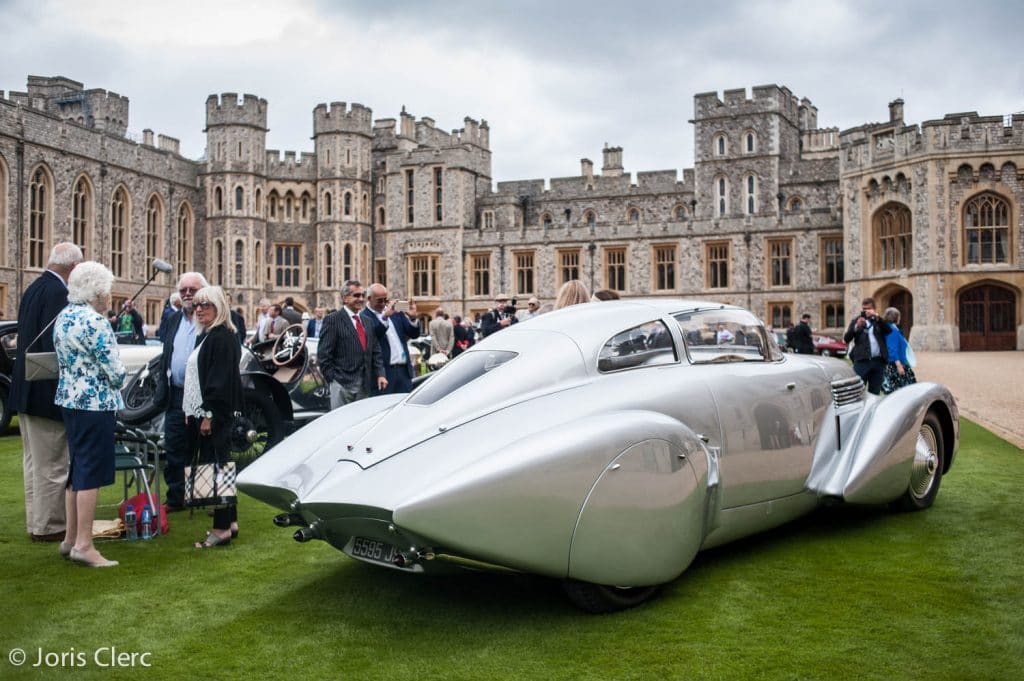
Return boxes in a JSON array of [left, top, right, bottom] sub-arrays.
[[146, 195, 162, 265], [235, 186, 243, 212], [324, 244, 334, 288], [377, 206, 385, 227], [253, 241, 263, 286], [214, 186, 223, 213], [541, 212, 552, 227], [234, 239, 244, 286], [285, 194, 293, 220], [255, 188, 262, 215], [745, 132, 756, 153], [344, 191, 352, 216], [673, 205, 687, 221], [301, 193, 309, 220], [268, 191, 278, 219], [584, 210, 596, 228], [324, 192, 332, 217], [716, 176, 728, 217], [0, 156, 7, 265], [362, 193, 369, 221], [787, 197, 803, 212], [874, 203, 912, 271], [627, 208, 640, 225], [72, 175, 93, 255], [110, 186, 129, 277], [964, 193, 1010, 264], [343, 244, 352, 281], [714, 134, 727, 157], [176, 203, 194, 276], [214, 239, 224, 285], [362, 244, 369, 281], [746, 175, 757, 214], [28, 166, 52, 268]]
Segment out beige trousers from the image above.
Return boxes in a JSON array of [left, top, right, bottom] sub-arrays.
[[21, 413, 69, 535]]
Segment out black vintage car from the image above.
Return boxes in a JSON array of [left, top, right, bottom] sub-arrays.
[[119, 324, 330, 467], [0, 320, 18, 432]]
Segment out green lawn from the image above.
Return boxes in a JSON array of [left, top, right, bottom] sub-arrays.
[[0, 420, 1021, 680]]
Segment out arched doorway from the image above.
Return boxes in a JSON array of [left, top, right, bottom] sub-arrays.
[[958, 283, 1017, 351], [888, 289, 914, 340]]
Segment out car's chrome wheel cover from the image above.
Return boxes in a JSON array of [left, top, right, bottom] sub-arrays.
[[910, 424, 940, 500]]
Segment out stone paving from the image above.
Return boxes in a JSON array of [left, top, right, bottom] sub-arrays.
[[914, 351, 1024, 449]]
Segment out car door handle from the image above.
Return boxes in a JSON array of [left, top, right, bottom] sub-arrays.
[[785, 382, 796, 391]]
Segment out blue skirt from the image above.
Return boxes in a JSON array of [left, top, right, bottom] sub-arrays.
[[62, 407, 116, 491]]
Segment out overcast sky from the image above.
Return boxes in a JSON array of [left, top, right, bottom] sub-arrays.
[[2, 0, 1021, 183]]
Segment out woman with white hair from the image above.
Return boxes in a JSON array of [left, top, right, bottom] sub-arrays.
[[53, 261, 127, 567], [184, 286, 244, 548]]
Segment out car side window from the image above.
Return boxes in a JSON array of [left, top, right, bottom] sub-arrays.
[[674, 310, 772, 363], [597, 320, 677, 373]]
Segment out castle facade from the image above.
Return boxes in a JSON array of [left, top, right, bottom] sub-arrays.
[[1, 75, 1020, 350]]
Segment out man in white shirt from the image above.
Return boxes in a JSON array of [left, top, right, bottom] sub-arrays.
[[362, 284, 421, 394], [251, 298, 271, 345]]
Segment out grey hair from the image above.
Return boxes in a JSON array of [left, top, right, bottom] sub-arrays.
[[883, 307, 901, 324], [176, 271, 209, 290], [49, 242, 84, 267], [341, 280, 363, 297], [192, 286, 235, 334], [66, 261, 114, 306], [169, 292, 182, 307]]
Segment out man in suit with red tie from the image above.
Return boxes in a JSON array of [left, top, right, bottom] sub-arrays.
[[318, 280, 387, 409]]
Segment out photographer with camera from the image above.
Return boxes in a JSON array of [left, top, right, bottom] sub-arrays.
[[843, 297, 892, 395], [480, 293, 519, 338]]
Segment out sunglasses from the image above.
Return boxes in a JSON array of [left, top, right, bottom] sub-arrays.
[[179, 287, 200, 294], [194, 301, 215, 310], [348, 292, 365, 298]]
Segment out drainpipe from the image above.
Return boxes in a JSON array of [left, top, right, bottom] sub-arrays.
[[15, 142, 24, 297]]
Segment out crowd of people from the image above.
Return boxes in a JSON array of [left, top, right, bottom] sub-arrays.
[[13, 243, 917, 567]]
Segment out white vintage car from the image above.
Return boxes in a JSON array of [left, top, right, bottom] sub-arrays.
[[238, 300, 958, 612]]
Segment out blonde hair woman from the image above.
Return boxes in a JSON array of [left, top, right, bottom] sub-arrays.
[[184, 286, 243, 548], [554, 280, 591, 310]]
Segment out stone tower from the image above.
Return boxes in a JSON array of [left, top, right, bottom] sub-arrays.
[[204, 93, 268, 309], [313, 102, 374, 307]]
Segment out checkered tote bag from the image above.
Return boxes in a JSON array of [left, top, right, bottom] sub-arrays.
[[184, 458, 237, 508]]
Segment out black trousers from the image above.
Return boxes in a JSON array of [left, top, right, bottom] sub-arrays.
[[853, 357, 887, 395], [163, 386, 186, 507], [185, 416, 237, 531]]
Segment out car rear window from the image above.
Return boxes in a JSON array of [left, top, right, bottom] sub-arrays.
[[597, 320, 677, 373], [408, 350, 518, 405]]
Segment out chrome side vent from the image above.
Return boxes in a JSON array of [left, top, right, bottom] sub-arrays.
[[831, 376, 865, 407]]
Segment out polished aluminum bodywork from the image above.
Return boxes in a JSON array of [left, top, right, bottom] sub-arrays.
[[238, 300, 959, 588]]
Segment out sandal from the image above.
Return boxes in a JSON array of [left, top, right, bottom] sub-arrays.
[[194, 532, 232, 549]]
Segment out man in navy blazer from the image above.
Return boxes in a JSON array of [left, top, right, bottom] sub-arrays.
[[318, 280, 387, 409], [362, 283, 421, 394], [306, 307, 326, 339], [11, 242, 83, 541], [152, 271, 209, 510]]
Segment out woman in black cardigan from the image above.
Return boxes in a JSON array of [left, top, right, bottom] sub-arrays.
[[184, 286, 244, 548]]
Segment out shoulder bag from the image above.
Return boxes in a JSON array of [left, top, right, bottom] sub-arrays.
[[23, 313, 62, 382]]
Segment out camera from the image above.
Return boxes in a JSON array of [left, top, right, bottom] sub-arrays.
[[859, 311, 867, 319], [500, 298, 517, 319]]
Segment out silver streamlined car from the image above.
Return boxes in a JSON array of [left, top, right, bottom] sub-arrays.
[[238, 300, 959, 612]]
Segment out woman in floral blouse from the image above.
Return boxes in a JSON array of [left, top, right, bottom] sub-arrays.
[[53, 261, 127, 567]]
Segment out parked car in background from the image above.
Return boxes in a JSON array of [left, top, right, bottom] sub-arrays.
[[814, 334, 848, 358], [239, 300, 959, 612], [0, 320, 18, 432]]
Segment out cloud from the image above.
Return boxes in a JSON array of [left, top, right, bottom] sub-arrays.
[[2, 0, 1021, 182]]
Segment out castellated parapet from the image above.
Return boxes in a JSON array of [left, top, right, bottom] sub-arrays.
[[313, 102, 373, 137], [265, 150, 317, 180], [206, 93, 268, 129], [694, 84, 809, 129]]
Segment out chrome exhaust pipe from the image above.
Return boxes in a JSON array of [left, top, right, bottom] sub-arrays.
[[293, 526, 319, 543]]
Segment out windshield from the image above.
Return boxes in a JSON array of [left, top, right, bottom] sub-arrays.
[[674, 309, 774, 363], [407, 350, 518, 406]]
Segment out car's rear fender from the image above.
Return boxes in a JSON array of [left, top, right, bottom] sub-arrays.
[[241, 370, 294, 421]]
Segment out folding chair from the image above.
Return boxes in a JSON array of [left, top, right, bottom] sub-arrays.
[[114, 424, 163, 535]]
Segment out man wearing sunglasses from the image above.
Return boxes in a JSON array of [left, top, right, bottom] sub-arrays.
[[153, 271, 209, 511], [318, 280, 387, 409]]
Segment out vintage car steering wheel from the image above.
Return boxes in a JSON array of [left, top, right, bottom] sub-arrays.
[[271, 323, 308, 367]]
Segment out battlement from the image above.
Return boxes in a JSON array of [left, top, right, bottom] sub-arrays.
[[801, 127, 840, 153], [206, 93, 268, 129], [694, 84, 807, 126], [840, 105, 1024, 172], [313, 101, 372, 135], [266, 149, 317, 168]]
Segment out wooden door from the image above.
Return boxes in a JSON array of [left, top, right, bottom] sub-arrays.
[[959, 285, 1017, 351]]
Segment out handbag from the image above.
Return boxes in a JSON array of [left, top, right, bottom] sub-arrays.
[[184, 457, 237, 508], [22, 313, 62, 382]]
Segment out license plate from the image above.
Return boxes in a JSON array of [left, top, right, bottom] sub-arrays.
[[349, 537, 396, 565]]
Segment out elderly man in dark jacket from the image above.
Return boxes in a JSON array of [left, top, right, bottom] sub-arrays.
[[318, 280, 387, 408], [11, 242, 83, 542]]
